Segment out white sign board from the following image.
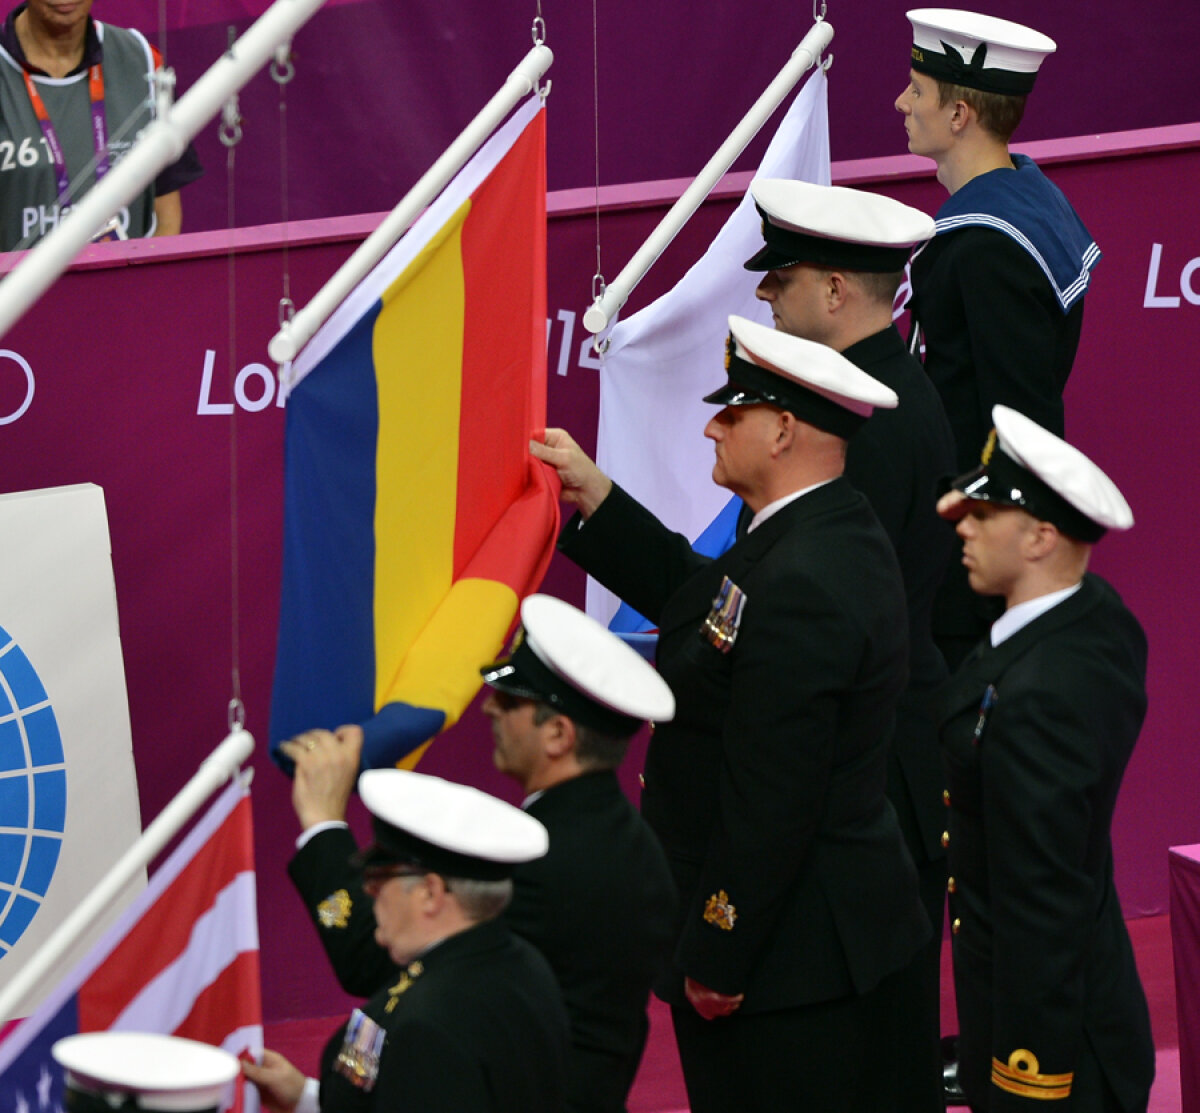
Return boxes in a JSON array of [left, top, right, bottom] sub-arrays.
[[0, 484, 143, 1015]]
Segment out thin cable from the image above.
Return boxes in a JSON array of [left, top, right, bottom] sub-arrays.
[[222, 27, 244, 732], [591, 0, 603, 294], [274, 47, 295, 331], [226, 143, 243, 729]]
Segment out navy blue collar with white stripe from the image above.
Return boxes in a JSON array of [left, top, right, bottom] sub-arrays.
[[926, 154, 1099, 313]]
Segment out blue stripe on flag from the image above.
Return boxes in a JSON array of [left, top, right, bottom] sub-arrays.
[[270, 303, 383, 767]]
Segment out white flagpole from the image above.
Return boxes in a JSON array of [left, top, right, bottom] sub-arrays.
[[267, 43, 553, 366], [582, 19, 834, 336], [0, 728, 254, 1021], [0, 0, 330, 343]]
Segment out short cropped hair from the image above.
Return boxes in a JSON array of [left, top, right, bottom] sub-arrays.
[[531, 701, 631, 771], [846, 269, 905, 306], [443, 876, 513, 922], [937, 81, 1027, 141]]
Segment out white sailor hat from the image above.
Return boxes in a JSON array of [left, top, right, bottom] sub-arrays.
[[52, 1033, 239, 1113], [744, 180, 935, 273], [355, 768, 548, 880], [703, 315, 898, 439], [480, 593, 675, 736], [907, 9, 1056, 96], [943, 405, 1133, 542]]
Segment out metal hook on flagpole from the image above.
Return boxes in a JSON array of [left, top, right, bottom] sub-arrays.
[[590, 273, 610, 356], [531, 16, 551, 97], [815, 0, 832, 71], [219, 94, 242, 147], [154, 65, 176, 119], [271, 41, 295, 84]]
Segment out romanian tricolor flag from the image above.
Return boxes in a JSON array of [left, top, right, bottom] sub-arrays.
[[269, 94, 559, 771]]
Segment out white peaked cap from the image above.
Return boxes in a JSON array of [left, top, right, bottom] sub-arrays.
[[751, 179, 935, 250], [52, 1033, 240, 1113], [358, 768, 549, 872], [725, 314, 898, 418], [992, 405, 1133, 531], [518, 593, 676, 722]]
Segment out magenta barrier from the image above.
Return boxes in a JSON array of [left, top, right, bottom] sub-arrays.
[[1, 125, 1196, 1022], [1171, 845, 1200, 1113]]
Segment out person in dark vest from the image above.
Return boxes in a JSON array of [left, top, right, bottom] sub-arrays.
[[936, 405, 1154, 1111], [0, 0, 203, 250]]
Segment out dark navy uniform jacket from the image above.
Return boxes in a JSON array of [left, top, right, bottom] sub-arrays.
[[560, 479, 929, 1011], [939, 574, 1154, 1111], [290, 769, 675, 1113], [318, 917, 568, 1113], [841, 324, 956, 867]]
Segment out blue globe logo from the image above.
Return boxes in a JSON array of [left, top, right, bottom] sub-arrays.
[[0, 625, 66, 958]]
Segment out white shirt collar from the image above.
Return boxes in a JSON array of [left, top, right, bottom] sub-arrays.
[[747, 478, 835, 533], [991, 582, 1082, 646]]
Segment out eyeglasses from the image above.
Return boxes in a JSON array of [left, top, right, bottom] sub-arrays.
[[489, 690, 535, 713], [361, 864, 430, 897]]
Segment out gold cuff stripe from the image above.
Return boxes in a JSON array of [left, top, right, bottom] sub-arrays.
[[991, 1053, 1073, 1101]]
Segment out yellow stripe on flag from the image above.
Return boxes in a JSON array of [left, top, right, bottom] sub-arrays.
[[371, 199, 471, 712], [390, 577, 519, 770]]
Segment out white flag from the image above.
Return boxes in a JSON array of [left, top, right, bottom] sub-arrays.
[[590, 68, 831, 630]]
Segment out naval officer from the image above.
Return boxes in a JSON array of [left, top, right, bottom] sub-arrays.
[[534, 316, 930, 1113], [936, 406, 1154, 1111], [244, 769, 570, 1113], [747, 177, 955, 1111]]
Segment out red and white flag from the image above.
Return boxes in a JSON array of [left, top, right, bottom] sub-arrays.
[[0, 777, 261, 1111]]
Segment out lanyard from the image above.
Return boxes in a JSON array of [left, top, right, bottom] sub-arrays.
[[22, 62, 109, 204]]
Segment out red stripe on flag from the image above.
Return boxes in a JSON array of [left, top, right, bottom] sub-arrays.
[[454, 108, 548, 583], [171, 949, 263, 1049], [77, 796, 254, 1031]]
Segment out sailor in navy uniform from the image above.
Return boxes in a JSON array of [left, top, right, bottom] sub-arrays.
[[936, 406, 1154, 1111], [533, 317, 930, 1113], [895, 9, 1101, 670], [747, 179, 955, 1109], [243, 770, 570, 1113]]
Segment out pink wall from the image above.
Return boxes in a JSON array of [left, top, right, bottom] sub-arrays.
[[0, 126, 1195, 1021], [76, 1, 1200, 231]]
